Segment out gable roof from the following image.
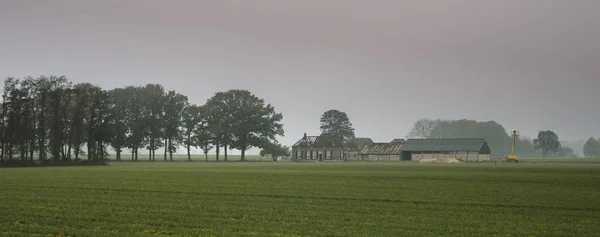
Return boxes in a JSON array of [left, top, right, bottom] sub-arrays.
[[292, 133, 345, 148], [292, 134, 318, 147], [360, 142, 404, 155], [402, 138, 490, 154]]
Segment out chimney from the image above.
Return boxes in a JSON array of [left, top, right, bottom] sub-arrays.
[[303, 133, 307, 139]]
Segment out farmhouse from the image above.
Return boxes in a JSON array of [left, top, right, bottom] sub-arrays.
[[401, 138, 491, 161], [292, 133, 346, 160]]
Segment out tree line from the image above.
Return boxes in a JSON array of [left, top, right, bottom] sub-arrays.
[[0, 75, 287, 165], [407, 118, 577, 158]]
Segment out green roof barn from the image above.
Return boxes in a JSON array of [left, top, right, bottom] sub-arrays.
[[402, 138, 491, 161]]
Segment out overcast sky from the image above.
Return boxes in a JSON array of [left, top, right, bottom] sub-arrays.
[[1, 0, 599, 154]]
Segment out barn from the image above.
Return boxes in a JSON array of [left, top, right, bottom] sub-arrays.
[[401, 138, 491, 161], [358, 141, 406, 161], [344, 138, 374, 160]]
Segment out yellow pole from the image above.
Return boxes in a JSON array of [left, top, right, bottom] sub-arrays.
[[511, 131, 515, 156]]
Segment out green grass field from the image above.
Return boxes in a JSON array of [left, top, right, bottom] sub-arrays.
[[1, 161, 599, 236]]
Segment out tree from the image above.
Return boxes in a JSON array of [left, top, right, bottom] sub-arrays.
[[198, 134, 214, 162], [140, 84, 165, 161], [407, 118, 439, 138], [259, 141, 290, 161], [555, 146, 576, 158], [182, 104, 202, 161], [107, 88, 130, 161], [533, 130, 561, 157], [583, 137, 599, 158], [162, 90, 188, 161], [319, 109, 355, 143], [205, 90, 284, 161]]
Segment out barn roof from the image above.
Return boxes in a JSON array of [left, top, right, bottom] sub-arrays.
[[360, 142, 404, 155], [345, 137, 374, 151], [402, 138, 490, 153]]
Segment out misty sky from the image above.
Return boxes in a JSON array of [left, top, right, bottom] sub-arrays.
[[1, 0, 599, 154]]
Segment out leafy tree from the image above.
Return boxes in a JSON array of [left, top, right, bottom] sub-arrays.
[[319, 109, 355, 143], [203, 93, 229, 161], [140, 84, 165, 161], [194, 108, 213, 162], [259, 141, 290, 161], [205, 90, 284, 161], [407, 118, 439, 138], [555, 146, 576, 158], [533, 130, 561, 157], [198, 133, 214, 162], [583, 137, 598, 157], [123, 86, 147, 161], [107, 88, 130, 161], [182, 104, 202, 161], [163, 90, 188, 161], [83, 85, 110, 161]]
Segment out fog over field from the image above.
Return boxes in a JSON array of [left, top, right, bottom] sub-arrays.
[[1, 0, 599, 155]]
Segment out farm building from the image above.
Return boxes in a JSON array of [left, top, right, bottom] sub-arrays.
[[344, 137, 374, 160], [357, 140, 406, 161], [401, 138, 491, 161], [291, 133, 491, 162], [292, 133, 346, 160]]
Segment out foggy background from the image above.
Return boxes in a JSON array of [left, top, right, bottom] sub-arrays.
[[1, 0, 599, 155]]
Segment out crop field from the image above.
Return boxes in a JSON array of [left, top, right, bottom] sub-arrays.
[[1, 161, 599, 236]]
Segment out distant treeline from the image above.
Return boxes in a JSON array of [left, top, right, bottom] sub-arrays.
[[0, 75, 287, 166], [407, 119, 577, 158]]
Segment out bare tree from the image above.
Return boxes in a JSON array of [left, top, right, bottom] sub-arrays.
[[407, 118, 439, 139]]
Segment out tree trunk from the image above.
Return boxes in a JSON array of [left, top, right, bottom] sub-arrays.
[[0, 133, 4, 162], [66, 143, 72, 161], [116, 147, 121, 161], [169, 137, 173, 161], [205, 153, 208, 162], [8, 144, 13, 161], [87, 142, 92, 161], [135, 147, 138, 161], [187, 132, 191, 161], [215, 144, 220, 161], [39, 92, 46, 163], [164, 139, 168, 161], [224, 143, 228, 161], [187, 144, 191, 161], [241, 148, 245, 161], [98, 140, 104, 161], [29, 99, 35, 162], [74, 146, 80, 161]]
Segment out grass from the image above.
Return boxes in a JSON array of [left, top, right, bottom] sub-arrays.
[[0, 161, 599, 236]]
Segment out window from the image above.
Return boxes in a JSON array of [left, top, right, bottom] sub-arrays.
[[295, 150, 300, 159], [326, 150, 332, 160], [309, 150, 313, 160]]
